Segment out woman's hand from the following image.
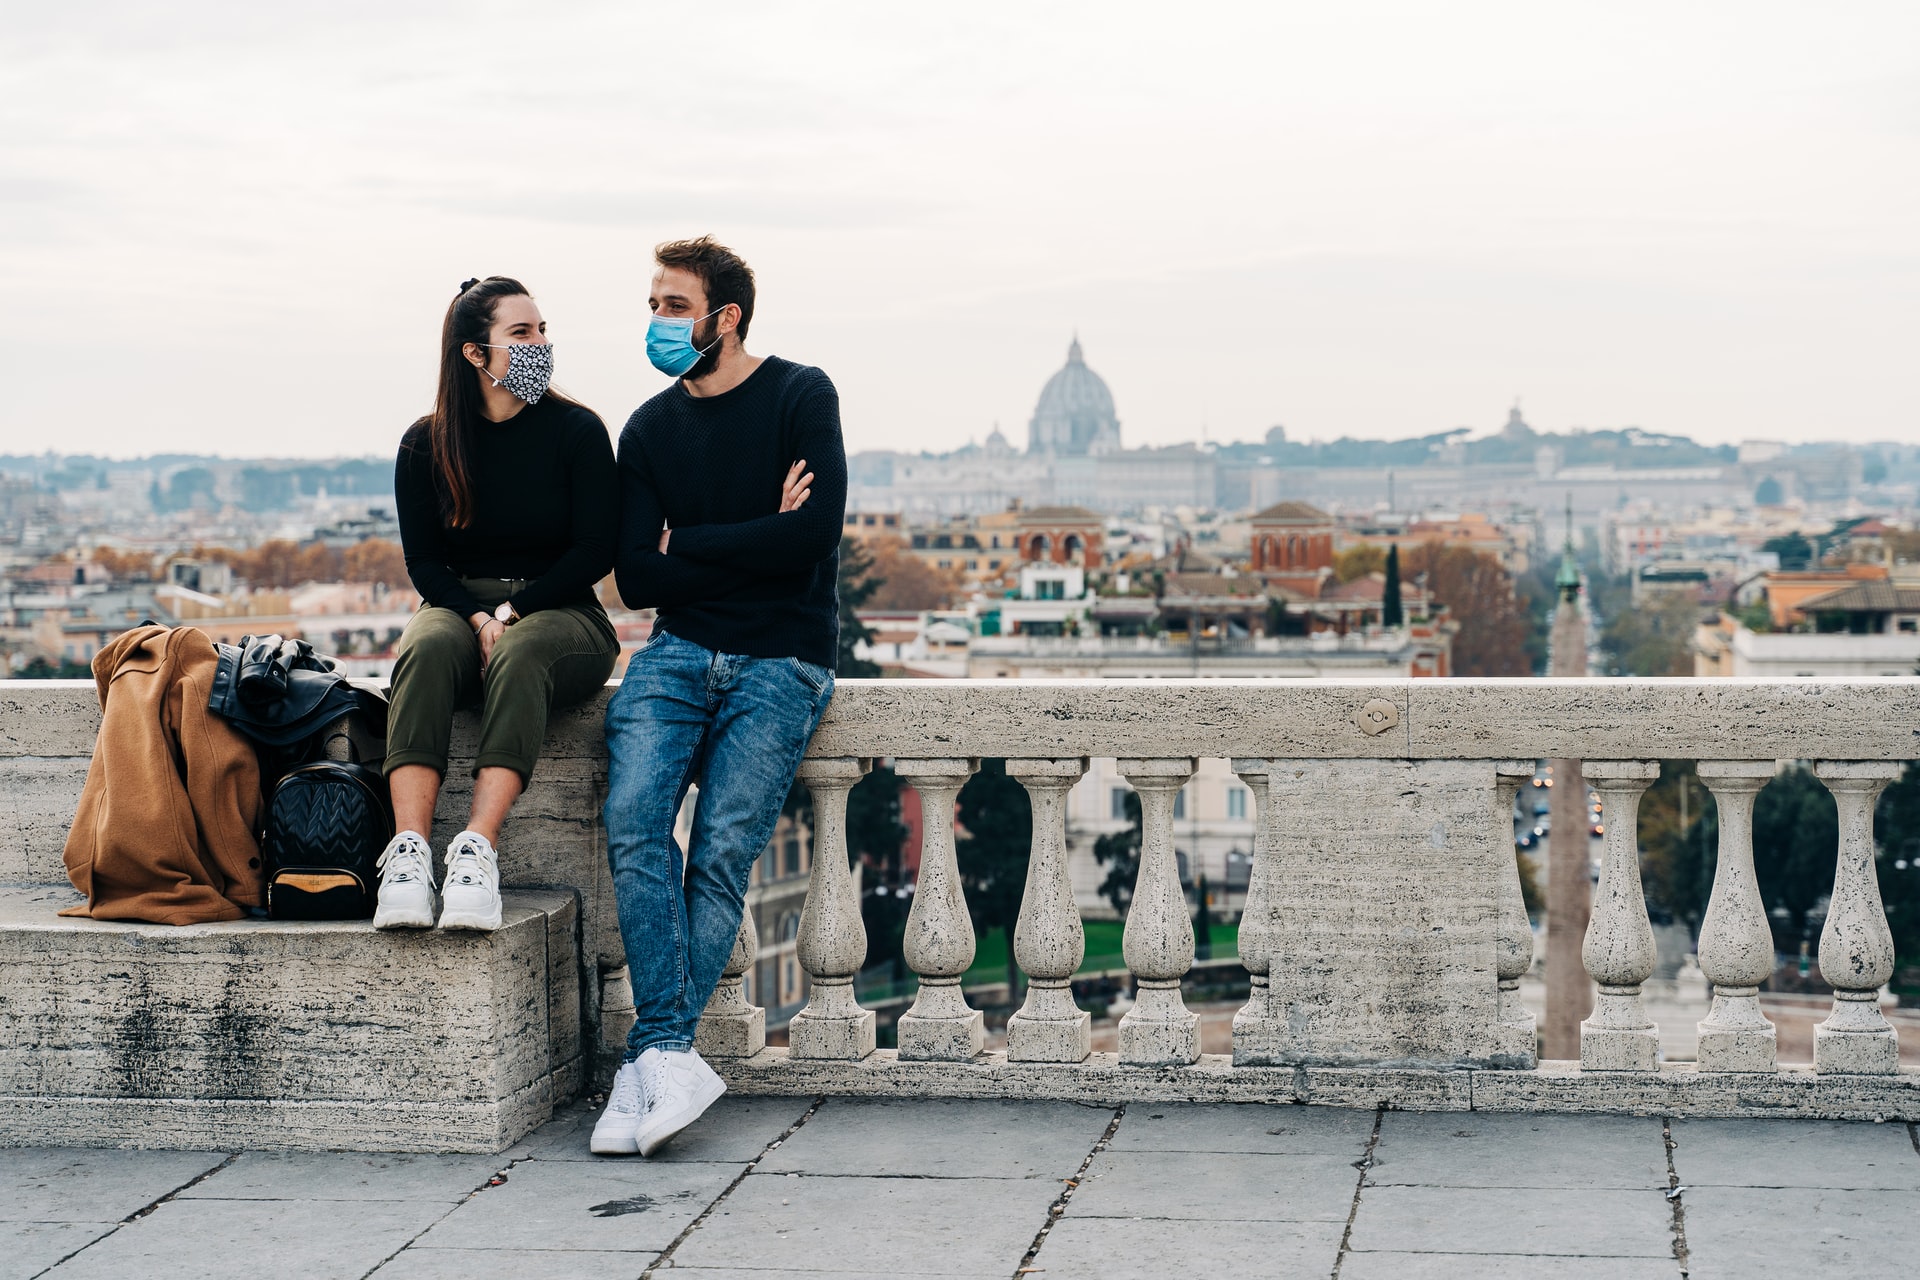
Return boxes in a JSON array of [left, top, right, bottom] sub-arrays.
[[780, 459, 813, 513], [476, 618, 505, 673]]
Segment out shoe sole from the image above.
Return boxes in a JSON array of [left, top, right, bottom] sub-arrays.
[[438, 909, 502, 932], [373, 905, 436, 929], [636, 1073, 727, 1157], [590, 1123, 642, 1156]]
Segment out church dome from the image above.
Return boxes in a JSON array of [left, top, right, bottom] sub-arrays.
[[1028, 337, 1121, 456]]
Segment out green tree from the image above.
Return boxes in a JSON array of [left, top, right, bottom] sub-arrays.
[[1092, 790, 1142, 917], [1763, 533, 1814, 572], [955, 759, 1033, 994], [1638, 762, 1716, 929], [852, 765, 912, 976], [17, 656, 92, 679], [1873, 763, 1920, 980], [836, 535, 881, 678], [1753, 765, 1839, 953], [153, 466, 218, 513], [1193, 873, 1214, 951], [1595, 585, 1700, 677], [1382, 545, 1403, 627]]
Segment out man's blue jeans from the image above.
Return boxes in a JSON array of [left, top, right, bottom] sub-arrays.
[[603, 631, 834, 1060]]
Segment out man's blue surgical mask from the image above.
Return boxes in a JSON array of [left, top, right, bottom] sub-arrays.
[[646, 307, 724, 378]]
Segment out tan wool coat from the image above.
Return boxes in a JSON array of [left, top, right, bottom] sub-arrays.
[[62, 624, 264, 925]]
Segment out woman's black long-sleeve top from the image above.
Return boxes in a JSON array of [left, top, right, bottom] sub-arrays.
[[394, 397, 619, 622]]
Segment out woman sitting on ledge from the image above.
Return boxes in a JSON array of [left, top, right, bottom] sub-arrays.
[[380, 275, 620, 932]]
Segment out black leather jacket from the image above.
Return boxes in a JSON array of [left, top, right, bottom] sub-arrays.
[[209, 635, 386, 747]]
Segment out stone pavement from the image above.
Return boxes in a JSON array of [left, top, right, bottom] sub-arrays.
[[6, 1099, 1918, 1280]]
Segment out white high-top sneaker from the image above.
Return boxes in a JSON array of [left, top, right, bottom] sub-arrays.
[[438, 830, 502, 931], [634, 1046, 727, 1157], [589, 1060, 647, 1156], [372, 830, 437, 929]]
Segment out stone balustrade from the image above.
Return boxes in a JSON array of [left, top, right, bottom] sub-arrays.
[[5, 676, 1919, 1148]]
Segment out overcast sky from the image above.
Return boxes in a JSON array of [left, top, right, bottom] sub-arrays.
[[4, 1, 1916, 459]]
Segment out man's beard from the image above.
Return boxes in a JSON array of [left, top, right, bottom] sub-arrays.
[[683, 314, 724, 381]]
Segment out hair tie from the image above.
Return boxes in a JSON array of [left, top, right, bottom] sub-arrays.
[[457, 277, 480, 294]]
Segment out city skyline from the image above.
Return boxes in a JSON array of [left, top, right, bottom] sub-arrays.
[[5, 2, 1918, 459]]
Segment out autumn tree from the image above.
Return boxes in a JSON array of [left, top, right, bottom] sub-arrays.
[[1333, 544, 1386, 584], [862, 537, 960, 611], [91, 547, 158, 582], [341, 538, 407, 586], [836, 536, 882, 677], [1402, 541, 1529, 676], [203, 539, 345, 589]]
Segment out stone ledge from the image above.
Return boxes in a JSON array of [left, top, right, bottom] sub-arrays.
[[0, 1072, 570, 1154], [716, 1050, 1920, 1121], [11, 678, 1920, 762], [0, 886, 583, 1154]]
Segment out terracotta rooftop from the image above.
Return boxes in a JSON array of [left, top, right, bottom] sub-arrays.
[[1251, 501, 1333, 524]]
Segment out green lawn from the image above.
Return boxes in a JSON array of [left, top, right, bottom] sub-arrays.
[[962, 921, 1238, 986]]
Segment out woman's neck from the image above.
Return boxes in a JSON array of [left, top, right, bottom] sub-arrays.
[[478, 380, 528, 423]]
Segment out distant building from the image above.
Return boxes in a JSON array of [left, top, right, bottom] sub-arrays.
[[1249, 502, 1336, 576], [1028, 337, 1121, 456]]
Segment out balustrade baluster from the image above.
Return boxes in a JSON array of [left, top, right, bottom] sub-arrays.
[[1116, 757, 1200, 1066], [1812, 762, 1903, 1075], [788, 757, 876, 1060], [1694, 761, 1779, 1072], [1579, 760, 1661, 1071], [1493, 760, 1538, 1067], [694, 903, 764, 1058], [1229, 760, 1274, 1047], [1006, 758, 1092, 1062], [894, 758, 984, 1061]]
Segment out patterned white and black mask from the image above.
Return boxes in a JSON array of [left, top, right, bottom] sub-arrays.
[[480, 342, 553, 406]]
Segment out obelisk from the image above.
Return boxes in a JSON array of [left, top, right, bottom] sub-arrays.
[[1544, 500, 1594, 1059]]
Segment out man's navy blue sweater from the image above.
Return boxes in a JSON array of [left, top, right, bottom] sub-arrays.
[[614, 356, 846, 669]]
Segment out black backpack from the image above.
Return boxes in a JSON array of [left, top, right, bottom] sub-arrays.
[[261, 743, 394, 921]]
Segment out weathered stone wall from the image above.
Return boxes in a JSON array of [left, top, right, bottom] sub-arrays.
[[6, 676, 1917, 1139]]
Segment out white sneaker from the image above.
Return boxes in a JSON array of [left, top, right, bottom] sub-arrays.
[[589, 1060, 647, 1156], [372, 831, 437, 929], [633, 1046, 727, 1157], [438, 830, 502, 931]]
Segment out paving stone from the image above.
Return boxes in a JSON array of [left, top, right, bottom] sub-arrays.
[[409, 1157, 739, 1254], [511, 1096, 811, 1164], [0, 1148, 228, 1222], [1347, 1186, 1673, 1257], [755, 1098, 1112, 1179], [0, 1221, 118, 1280], [670, 1172, 1052, 1274], [1681, 1186, 1917, 1279], [1032, 1215, 1346, 1277], [660, 1272, 1002, 1280], [371, 1247, 656, 1279], [1105, 1101, 1375, 1154], [1067, 1149, 1360, 1222], [1370, 1112, 1669, 1189], [1340, 1253, 1677, 1279], [1671, 1119, 1920, 1189], [178, 1151, 504, 1202], [42, 1197, 450, 1280]]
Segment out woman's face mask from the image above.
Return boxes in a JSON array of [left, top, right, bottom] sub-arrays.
[[646, 308, 723, 378], [479, 341, 553, 405]]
